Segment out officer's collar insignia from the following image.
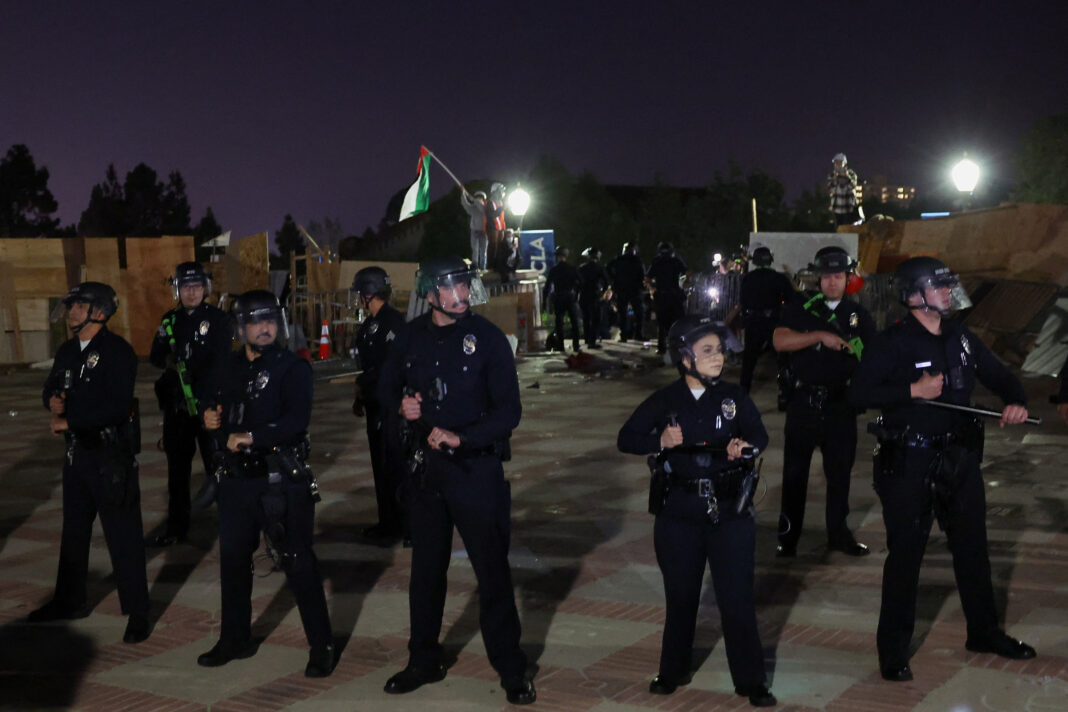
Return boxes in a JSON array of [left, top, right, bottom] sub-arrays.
[[463, 333, 477, 355], [849, 312, 858, 328], [255, 370, 270, 390], [86, 351, 100, 369], [961, 334, 971, 354], [369, 321, 379, 335], [199, 320, 210, 335], [721, 398, 737, 420]]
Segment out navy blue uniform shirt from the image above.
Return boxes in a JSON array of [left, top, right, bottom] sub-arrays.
[[43, 327, 137, 435], [740, 268, 796, 314], [378, 312, 521, 451], [779, 294, 875, 385], [150, 302, 232, 383], [849, 314, 1026, 434], [205, 347, 312, 449], [355, 303, 406, 402]]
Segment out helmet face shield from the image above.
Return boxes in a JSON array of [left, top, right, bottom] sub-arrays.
[[914, 273, 972, 313], [235, 306, 289, 346], [430, 270, 488, 312]]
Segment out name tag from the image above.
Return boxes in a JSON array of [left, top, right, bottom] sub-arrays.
[[914, 361, 932, 368]]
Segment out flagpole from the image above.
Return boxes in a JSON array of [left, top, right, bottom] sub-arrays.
[[425, 149, 466, 191]]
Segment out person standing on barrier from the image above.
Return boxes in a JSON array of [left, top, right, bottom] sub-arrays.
[[773, 246, 874, 558], [578, 246, 608, 349], [351, 266, 408, 544], [617, 316, 776, 708], [849, 256, 1036, 683], [149, 262, 231, 546], [32, 282, 150, 644], [739, 246, 795, 393], [378, 256, 534, 705], [197, 290, 334, 678]]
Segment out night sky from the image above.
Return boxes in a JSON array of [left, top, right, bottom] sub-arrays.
[[2, 2, 1065, 241]]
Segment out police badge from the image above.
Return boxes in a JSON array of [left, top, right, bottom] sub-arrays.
[[721, 398, 737, 420], [255, 370, 271, 390], [369, 321, 379, 335], [463, 334, 477, 355], [961, 334, 971, 355], [86, 351, 101, 369], [849, 312, 858, 328], [199, 320, 210, 336]]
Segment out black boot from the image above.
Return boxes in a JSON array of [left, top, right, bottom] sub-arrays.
[[384, 664, 447, 694]]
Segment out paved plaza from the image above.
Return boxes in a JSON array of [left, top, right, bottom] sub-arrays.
[[1, 342, 1066, 711]]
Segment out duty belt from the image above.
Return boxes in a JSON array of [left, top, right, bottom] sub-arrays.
[[744, 308, 777, 318], [794, 382, 848, 408], [903, 432, 957, 449]]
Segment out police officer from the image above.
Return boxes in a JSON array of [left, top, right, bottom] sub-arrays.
[[149, 262, 231, 545], [378, 256, 534, 705], [577, 246, 608, 349], [647, 241, 688, 355], [617, 316, 775, 707], [607, 241, 646, 342], [197, 290, 334, 678], [351, 266, 407, 543], [33, 282, 150, 644], [773, 247, 874, 557], [739, 246, 795, 393], [543, 245, 582, 352], [850, 257, 1036, 682]]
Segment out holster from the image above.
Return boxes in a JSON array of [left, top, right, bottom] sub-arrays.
[[956, 415, 984, 463], [647, 455, 670, 516]]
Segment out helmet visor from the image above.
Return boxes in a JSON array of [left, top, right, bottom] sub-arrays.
[[236, 306, 290, 345], [917, 273, 972, 313], [433, 270, 488, 310]]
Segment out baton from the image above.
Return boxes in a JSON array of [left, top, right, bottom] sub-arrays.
[[919, 399, 1042, 425]]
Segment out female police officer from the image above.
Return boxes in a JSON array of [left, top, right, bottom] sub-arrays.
[[617, 316, 776, 707]]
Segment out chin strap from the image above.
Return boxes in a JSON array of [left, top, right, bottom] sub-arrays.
[[427, 293, 472, 320], [681, 348, 721, 388]]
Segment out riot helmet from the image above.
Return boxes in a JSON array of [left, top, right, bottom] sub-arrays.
[[810, 246, 855, 274], [172, 261, 212, 301], [751, 246, 773, 267], [622, 241, 638, 256], [894, 256, 972, 315], [351, 266, 392, 304], [53, 281, 119, 334], [555, 245, 570, 260], [232, 289, 289, 351], [581, 246, 601, 260], [415, 256, 488, 317], [668, 315, 728, 387], [658, 241, 673, 255]]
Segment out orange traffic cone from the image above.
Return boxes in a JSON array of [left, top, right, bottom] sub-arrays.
[[318, 320, 331, 360]]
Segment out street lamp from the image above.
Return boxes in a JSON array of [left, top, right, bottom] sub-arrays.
[[951, 156, 979, 208], [507, 186, 531, 231]]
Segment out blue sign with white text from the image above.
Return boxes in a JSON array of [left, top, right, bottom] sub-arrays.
[[519, 229, 555, 274]]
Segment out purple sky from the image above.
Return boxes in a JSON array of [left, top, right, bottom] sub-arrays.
[[2, 2, 1065, 241]]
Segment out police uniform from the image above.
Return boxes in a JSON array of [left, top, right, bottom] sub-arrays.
[[618, 379, 771, 698], [607, 249, 646, 341], [39, 325, 149, 625], [777, 293, 875, 554], [543, 258, 582, 351], [647, 249, 688, 354], [850, 313, 1032, 675], [150, 301, 231, 540], [739, 266, 795, 392], [354, 301, 407, 535], [377, 311, 528, 685], [577, 256, 608, 348], [203, 346, 332, 658]]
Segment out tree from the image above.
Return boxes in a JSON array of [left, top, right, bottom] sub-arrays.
[[193, 206, 223, 247], [306, 217, 345, 255], [275, 214, 304, 258], [0, 144, 60, 236], [78, 162, 193, 236], [1013, 112, 1068, 205]]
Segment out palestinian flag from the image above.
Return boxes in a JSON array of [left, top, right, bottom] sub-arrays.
[[399, 146, 431, 221]]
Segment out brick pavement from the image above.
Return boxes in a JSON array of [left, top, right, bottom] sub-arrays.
[[0, 342, 1066, 711]]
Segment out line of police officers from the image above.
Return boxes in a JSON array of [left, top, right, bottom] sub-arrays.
[[29, 247, 1039, 704]]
